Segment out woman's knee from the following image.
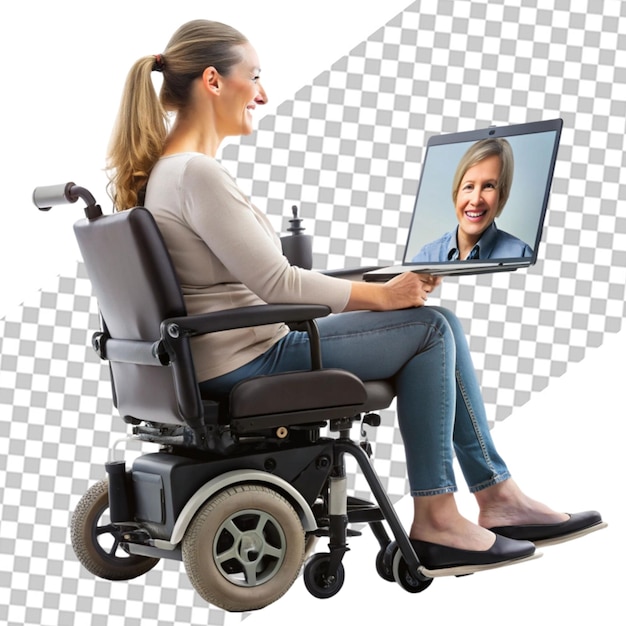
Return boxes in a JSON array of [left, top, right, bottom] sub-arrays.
[[428, 305, 465, 336], [399, 306, 455, 355], [411, 305, 454, 338]]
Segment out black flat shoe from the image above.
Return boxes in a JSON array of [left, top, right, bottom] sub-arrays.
[[489, 510, 607, 547], [410, 534, 538, 577]]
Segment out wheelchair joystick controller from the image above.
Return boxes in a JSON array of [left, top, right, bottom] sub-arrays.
[[280, 204, 313, 269]]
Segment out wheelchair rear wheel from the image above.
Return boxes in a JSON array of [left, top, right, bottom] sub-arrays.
[[70, 479, 160, 580], [182, 484, 305, 611]]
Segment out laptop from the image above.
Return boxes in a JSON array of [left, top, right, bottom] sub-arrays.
[[363, 118, 563, 280]]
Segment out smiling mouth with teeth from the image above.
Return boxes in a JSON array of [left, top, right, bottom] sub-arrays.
[[466, 211, 487, 219]]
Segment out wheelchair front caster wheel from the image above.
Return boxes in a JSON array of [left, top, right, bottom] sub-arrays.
[[71, 479, 159, 580], [375, 544, 395, 582], [392, 550, 433, 593], [303, 553, 345, 599]]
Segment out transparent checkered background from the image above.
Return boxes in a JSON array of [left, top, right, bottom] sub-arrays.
[[2, 1, 625, 624]]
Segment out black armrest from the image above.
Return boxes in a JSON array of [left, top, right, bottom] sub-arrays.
[[161, 303, 331, 338], [161, 303, 330, 371]]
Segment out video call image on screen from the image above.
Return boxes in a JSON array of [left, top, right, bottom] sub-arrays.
[[404, 129, 559, 264]]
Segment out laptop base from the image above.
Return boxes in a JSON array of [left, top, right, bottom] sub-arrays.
[[363, 262, 528, 281]]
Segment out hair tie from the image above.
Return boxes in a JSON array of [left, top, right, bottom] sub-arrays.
[[152, 54, 164, 72]]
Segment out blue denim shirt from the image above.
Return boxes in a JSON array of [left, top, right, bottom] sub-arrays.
[[411, 222, 534, 262]]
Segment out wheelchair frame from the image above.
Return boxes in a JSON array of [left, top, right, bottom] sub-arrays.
[[33, 182, 434, 611]]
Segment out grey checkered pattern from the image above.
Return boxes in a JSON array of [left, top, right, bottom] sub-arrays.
[[2, 1, 625, 623]]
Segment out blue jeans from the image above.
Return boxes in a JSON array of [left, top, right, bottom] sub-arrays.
[[199, 306, 511, 496]]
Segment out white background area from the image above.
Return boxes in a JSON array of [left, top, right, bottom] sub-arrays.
[[1, 1, 623, 624]]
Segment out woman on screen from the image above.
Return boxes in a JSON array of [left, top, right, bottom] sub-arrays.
[[412, 138, 533, 262]]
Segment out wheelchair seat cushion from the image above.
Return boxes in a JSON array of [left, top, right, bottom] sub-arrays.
[[229, 369, 368, 418]]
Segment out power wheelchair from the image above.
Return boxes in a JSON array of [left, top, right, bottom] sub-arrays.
[[33, 182, 438, 611]]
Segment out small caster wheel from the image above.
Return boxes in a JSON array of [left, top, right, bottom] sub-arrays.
[[392, 550, 433, 593], [375, 543, 396, 582], [303, 553, 345, 599]]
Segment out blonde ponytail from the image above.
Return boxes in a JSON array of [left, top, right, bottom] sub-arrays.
[[106, 56, 168, 210]]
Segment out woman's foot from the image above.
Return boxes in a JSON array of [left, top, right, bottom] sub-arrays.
[[475, 479, 606, 546], [475, 478, 569, 529], [409, 492, 539, 574]]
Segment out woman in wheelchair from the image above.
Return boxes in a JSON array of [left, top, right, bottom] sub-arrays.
[[105, 19, 603, 573]]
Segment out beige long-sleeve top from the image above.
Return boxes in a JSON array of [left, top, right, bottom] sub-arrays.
[[144, 153, 351, 381]]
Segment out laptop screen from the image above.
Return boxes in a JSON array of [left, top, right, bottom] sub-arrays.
[[403, 119, 563, 268]]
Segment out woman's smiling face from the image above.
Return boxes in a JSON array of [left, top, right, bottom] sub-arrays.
[[215, 42, 267, 137], [454, 154, 501, 245]]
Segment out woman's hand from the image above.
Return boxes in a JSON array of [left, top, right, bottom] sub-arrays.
[[382, 272, 442, 309], [344, 272, 442, 312]]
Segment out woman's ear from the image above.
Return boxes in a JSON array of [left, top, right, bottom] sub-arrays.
[[202, 67, 221, 94]]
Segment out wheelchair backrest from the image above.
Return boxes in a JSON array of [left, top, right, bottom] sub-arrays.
[[73, 207, 203, 425]]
